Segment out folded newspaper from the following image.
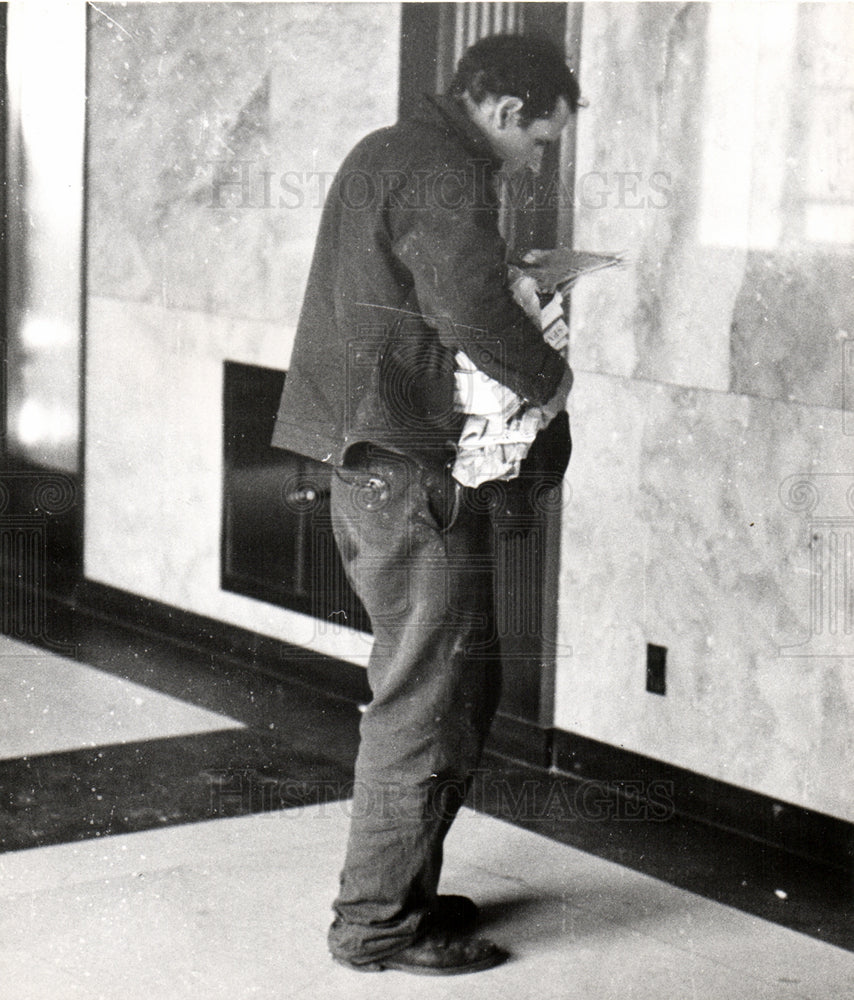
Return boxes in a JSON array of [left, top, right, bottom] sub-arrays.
[[452, 249, 623, 488]]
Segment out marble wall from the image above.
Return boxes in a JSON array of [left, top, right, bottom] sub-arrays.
[[82, 2, 854, 821], [84, 3, 400, 666], [557, 2, 854, 820], [87, 1, 401, 328]]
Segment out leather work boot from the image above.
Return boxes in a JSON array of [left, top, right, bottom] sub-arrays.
[[334, 928, 509, 976]]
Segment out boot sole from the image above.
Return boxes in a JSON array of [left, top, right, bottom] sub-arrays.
[[333, 949, 509, 976]]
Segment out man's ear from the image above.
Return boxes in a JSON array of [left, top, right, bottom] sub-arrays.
[[495, 96, 524, 129]]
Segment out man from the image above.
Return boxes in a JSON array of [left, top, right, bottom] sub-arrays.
[[272, 34, 580, 975]]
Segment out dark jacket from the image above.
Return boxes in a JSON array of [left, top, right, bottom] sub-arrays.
[[271, 95, 568, 468]]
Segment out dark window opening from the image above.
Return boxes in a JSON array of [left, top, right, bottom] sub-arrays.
[[221, 361, 370, 634]]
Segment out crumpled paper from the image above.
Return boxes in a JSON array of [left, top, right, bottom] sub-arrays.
[[451, 273, 563, 488]]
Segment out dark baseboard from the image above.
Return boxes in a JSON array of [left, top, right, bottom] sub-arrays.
[[487, 712, 552, 770], [74, 580, 550, 766], [552, 728, 853, 874], [59, 578, 854, 876], [73, 579, 372, 706]]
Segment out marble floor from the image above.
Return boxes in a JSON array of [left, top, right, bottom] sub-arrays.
[[1, 633, 853, 1000]]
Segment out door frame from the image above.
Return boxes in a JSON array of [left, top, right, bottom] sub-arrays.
[[398, 2, 583, 756]]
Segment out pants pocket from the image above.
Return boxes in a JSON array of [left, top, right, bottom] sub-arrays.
[[423, 471, 462, 534], [333, 468, 392, 513]]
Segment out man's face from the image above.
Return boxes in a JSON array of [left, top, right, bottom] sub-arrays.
[[488, 96, 571, 175]]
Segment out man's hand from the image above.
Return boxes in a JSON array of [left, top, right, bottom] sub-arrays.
[[507, 268, 541, 323], [538, 363, 574, 424]]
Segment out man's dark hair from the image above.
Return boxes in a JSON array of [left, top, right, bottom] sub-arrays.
[[448, 34, 581, 124]]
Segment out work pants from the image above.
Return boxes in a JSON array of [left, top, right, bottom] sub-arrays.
[[326, 446, 501, 964]]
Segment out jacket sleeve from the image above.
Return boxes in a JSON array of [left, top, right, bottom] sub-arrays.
[[388, 198, 567, 408]]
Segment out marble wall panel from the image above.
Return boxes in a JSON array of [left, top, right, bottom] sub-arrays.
[[556, 372, 854, 819], [569, 3, 854, 410], [84, 4, 399, 662], [87, 2, 401, 326], [84, 296, 374, 668], [567, 2, 734, 393], [731, 249, 854, 409]]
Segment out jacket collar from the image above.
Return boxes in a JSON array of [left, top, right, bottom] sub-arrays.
[[413, 94, 503, 173]]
